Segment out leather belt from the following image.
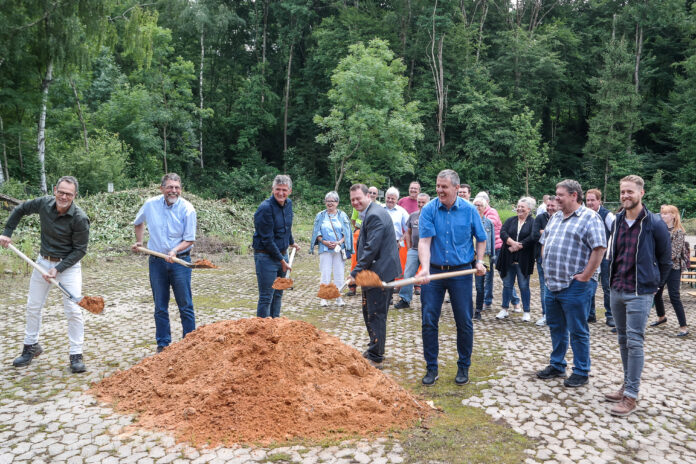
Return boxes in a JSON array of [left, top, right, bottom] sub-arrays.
[[42, 255, 62, 262], [430, 263, 470, 271]]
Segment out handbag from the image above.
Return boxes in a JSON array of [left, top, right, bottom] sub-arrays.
[[328, 212, 348, 260]]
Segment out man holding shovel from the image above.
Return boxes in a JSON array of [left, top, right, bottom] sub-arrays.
[[416, 169, 487, 386], [133, 173, 197, 353], [1, 176, 90, 373], [252, 175, 300, 318], [346, 184, 401, 369]]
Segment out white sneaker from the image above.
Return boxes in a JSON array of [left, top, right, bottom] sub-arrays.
[[522, 312, 531, 322], [496, 309, 509, 319], [535, 316, 547, 326], [512, 304, 522, 313], [336, 297, 345, 307], [320, 299, 329, 307]]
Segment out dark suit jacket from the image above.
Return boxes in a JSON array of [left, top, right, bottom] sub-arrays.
[[350, 201, 401, 282]]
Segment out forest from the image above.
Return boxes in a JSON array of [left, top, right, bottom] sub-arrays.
[[1, 0, 695, 213]]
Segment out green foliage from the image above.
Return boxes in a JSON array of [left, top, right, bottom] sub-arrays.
[[314, 38, 423, 191], [511, 107, 549, 196]]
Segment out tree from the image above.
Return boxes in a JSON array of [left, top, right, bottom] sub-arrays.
[[511, 107, 548, 196], [314, 39, 423, 191], [584, 35, 641, 196]]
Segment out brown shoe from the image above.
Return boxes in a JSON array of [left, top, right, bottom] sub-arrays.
[[610, 396, 637, 416], [604, 385, 624, 403]]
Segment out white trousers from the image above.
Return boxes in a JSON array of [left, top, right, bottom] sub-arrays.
[[24, 256, 84, 354], [319, 251, 345, 289]]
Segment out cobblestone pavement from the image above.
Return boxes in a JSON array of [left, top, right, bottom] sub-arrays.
[[1, 252, 695, 464]]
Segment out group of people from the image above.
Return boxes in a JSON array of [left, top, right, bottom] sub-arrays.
[[2, 170, 690, 418]]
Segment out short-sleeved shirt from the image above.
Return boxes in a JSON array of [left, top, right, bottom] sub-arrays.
[[134, 195, 197, 254], [406, 210, 421, 250], [540, 205, 606, 292], [398, 196, 419, 214], [419, 197, 487, 266], [385, 205, 409, 241]]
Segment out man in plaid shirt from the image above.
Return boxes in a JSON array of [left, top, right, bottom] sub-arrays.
[[537, 179, 607, 388]]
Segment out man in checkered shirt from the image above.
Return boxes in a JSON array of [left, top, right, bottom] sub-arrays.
[[536, 179, 607, 388]]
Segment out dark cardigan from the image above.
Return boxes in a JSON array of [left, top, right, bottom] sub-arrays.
[[495, 215, 536, 278]]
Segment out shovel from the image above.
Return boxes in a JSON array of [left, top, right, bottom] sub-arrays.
[[355, 268, 481, 288], [136, 246, 218, 269], [7, 243, 105, 314], [272, 247, 296, 290]]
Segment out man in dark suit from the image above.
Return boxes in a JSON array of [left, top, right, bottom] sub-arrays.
[[347, 184, 401, 368]]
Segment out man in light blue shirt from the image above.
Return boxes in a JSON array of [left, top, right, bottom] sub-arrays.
[[133, 173, 197, 353], [416, 169, 487, 387]]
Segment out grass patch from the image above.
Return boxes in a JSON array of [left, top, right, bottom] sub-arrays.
[[688, 419, 696, 431], [266, 452, 294, 462], [399, 355, 533, 464]]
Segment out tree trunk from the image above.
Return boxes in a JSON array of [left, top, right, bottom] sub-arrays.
[[427, 0, 446, 153], [163, 125, 168, 173], [18, 131, 23, 170], [283, 43, 294, 155], [69, 78, 89, 154], [634, 23, 643, 94], [261, 0, 269, 104], [0, 115, 6, 184], [476, 0, 488, 63], [37, 59, 53, 194], [199, 29, 205, 169]]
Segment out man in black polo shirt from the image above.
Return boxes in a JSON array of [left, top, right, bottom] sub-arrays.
[[0, 176, 90, 373]]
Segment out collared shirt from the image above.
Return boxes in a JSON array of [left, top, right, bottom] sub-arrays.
[[540, 205, 606, 292], [252, 195, 295, 262], [134, 195, 197, 254], [398, 196, 419, 214], [3, 196, 90, 273], [385, 204, 409, 241], [419, 197, 487, 266], [611, 208, 646, 293]]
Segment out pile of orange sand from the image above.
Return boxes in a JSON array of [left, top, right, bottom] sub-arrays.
[[91, 318, 427, 446]]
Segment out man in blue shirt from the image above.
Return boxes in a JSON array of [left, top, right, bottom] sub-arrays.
[[252, 175, 301, 318], [416, 170, 487, 386], [133, 173, 197, 353]]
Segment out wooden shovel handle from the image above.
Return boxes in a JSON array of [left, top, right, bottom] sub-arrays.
[[136, 246, 192, 267], [382, 268, 480, 288], [285, 247, 297, 278], [6, 243, 77, 300]]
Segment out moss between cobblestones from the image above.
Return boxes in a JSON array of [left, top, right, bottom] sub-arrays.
[[266, 452, 294, 462], [400, 355, 533, 464], [688, 419, 696, 431]]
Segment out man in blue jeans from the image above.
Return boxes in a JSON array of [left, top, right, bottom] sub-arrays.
[[537, 179, 606, 388], [133, 173, 197, 353], [585, 188, 616, 327], [415, 170, 487, 386], [394, 193, 430, 309], [604, 175, 671, 416], [252, 175, 301, 318]]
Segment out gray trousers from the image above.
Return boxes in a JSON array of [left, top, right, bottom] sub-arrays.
[[610, 289, 653, 399]]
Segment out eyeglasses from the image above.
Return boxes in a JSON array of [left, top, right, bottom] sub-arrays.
[[325, 200, 337, 203], [56, 190, 75, 199]]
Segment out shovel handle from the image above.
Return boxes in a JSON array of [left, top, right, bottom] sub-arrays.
[[382, 268, 480, 288], [285, 246, 297, 278], [6, 243, 79, 301], [136, 246, 192, 268]]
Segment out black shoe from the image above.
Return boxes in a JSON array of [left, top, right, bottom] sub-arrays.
[[156, 345, 168, 353], [347, 289, 357, 297], [611, 327, 617, 334], [394, 299, 410, 309], [422, 369, 439, 386], [473, 311, 482, 320], [414, 288, 421, 296], [12, 343, 43, 367], [649, 318, 667, 327], [536, 365, 566, 379], [587, 316, 597, 323], [606, 318, 616, 328], [564, 373, 588, 387], [455, 367, 469, 385], [69, 354, 86, 373]]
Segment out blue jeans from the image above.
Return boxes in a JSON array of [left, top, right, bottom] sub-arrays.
[[421, 266, 474, 371], [537, 259, 546, 315], [501, 263, 531, 312], [586, 279, 598, 320], [486, 252, 519, 306], [398, 249, 420, 303], [545, 279, 592, 376], [254, 252, 288, 318], [610, 290, 653, 399], [149, 255, 196, 347]]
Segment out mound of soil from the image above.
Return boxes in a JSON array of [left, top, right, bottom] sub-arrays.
[[91, 318, 427, 446]]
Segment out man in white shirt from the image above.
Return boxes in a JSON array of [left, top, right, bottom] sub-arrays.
[[384, 187, 409, 276], [585, 188, 616, 328]]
